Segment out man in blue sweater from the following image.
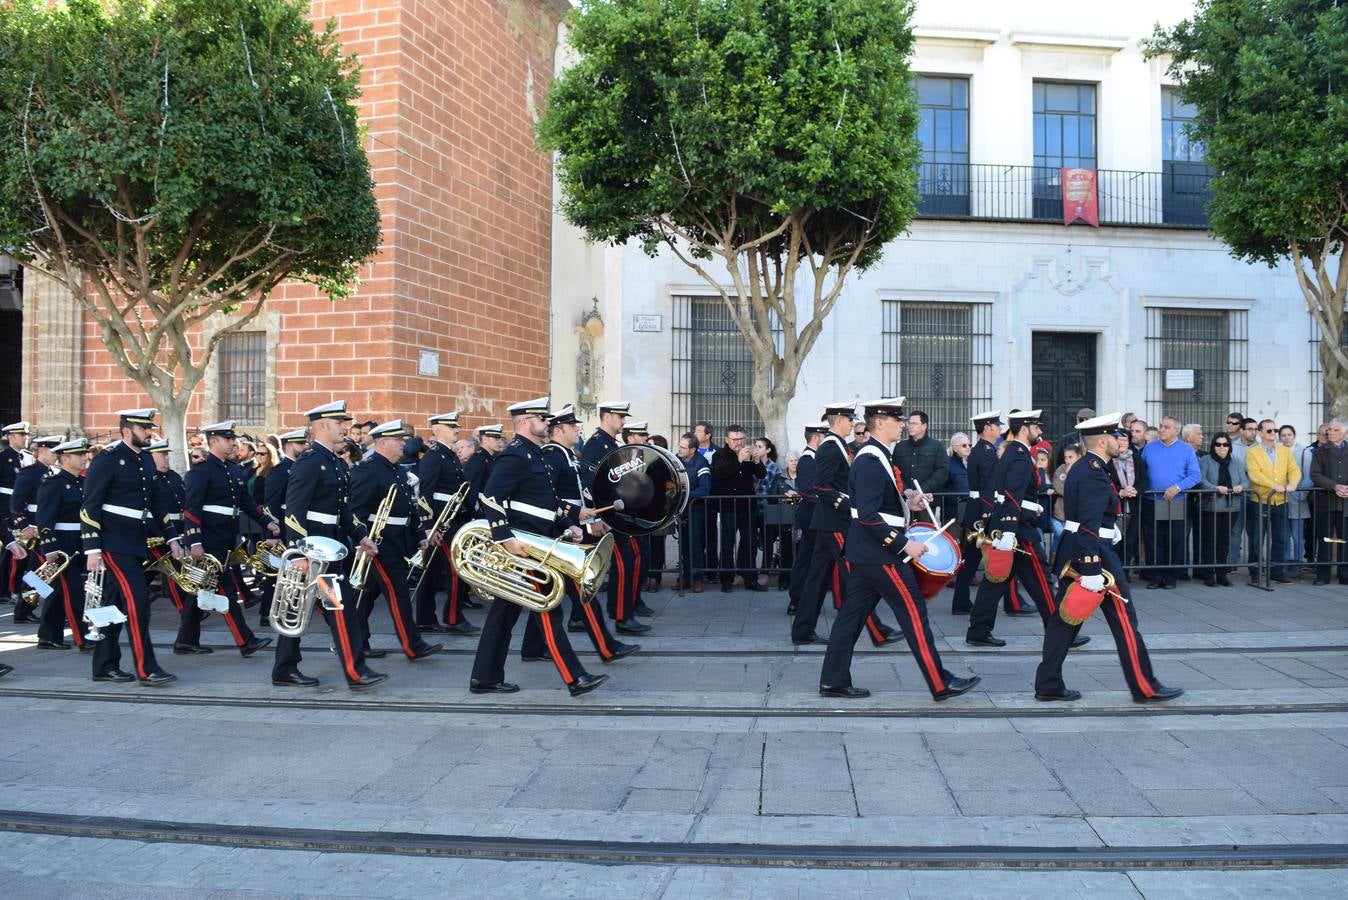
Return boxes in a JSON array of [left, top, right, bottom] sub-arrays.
[[1141, 417, 1201, 589]]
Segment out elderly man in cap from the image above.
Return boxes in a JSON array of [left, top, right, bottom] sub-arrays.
[[8, 433, 62, 624], [581, 401, 650, 635], [414, 411, 479, 636], [469, 396, 607, 696], [32, 438, 94, 650], [81, 408, 186, 686]]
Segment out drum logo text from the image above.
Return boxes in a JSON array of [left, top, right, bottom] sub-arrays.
[[607, 457, 646, 482]]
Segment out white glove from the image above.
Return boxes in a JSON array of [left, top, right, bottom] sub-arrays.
[[1079, 573, 1105, 592], [991, 533, 1014, 552]]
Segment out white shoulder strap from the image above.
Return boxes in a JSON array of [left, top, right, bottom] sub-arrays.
[[855, 444, 899, 494]]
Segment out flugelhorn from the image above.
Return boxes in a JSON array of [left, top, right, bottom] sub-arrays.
[[83, 564, 127, 642], [449, 519, 613, 613], [269, 536, 349, 638], [20, 550, 70, 606]]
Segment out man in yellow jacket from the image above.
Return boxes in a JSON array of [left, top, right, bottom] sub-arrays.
[[1244, 418, 1302, 584]]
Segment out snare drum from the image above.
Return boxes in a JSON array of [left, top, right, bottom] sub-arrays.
[[905, 523, 961, 601]]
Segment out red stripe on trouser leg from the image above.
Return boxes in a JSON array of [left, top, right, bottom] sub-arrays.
[[374, 558, 415, 656], [223, 570, 248, 646], [1111, 590, 1154, 697], [1007, 578, 1022, 611], [581, 596, 611, 658], [442, 542, 460, 624], [538, 613, 574, 684], [7, 553, 17, 594], [59, 574, 84, 649], [326, 597, 363, 683], [223, 608, 244, 645], [103, 554, 147, 679], [883, 564, 945, 693], [1027, 551, 1056, 616], [629, 537, 641, 608], [612, 545, 627, 620]]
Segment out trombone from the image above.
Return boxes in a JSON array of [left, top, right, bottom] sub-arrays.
[[407, 481, 470, 596]]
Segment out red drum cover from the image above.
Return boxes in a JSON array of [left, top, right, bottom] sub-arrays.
[[982, 544, 1014, 582], [1060, 580, 1106, 626], [906, 523, 961, 601]]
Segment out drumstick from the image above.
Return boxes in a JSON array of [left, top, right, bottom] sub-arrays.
[[580, 499, 625, 525], [910, 479, 941, 528], [901, 517, 956, 564]]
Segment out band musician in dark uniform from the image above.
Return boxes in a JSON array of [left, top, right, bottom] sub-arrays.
[[34, 438, 94, 651], [950, 410, 1001, 615], [818, 397, 980, 701], [785, 422, 827, 616], [146, 440, 188, 614], [261, 429, 308, 628], [414, 411, 478, 636], [9, 434, 62, 624], [581, 401, 650, 635], [1035, 413, 1183, 703], [469, 396, 607, 697], [0, 421, 32, 609]]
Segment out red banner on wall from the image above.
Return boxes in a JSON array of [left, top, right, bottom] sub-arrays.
[[1062, 167, 1099, 227]]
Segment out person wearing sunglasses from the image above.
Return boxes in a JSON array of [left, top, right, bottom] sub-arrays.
[[1198, 435, 1249, 586], [1244, 419, 1302, 584]]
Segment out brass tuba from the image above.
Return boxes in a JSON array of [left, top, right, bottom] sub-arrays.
[[449, 519, 613, 613], [268, 536, 349, 638], [20, 550, 70, 606]]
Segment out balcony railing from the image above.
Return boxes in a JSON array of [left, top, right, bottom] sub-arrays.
[[915, 162, 1212, 229]]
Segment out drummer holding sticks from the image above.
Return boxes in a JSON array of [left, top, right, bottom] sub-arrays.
[[818, 397, 981, 701]]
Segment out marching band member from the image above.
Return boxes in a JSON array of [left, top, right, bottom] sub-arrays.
[[470, 424, 505, 478], [530, 404, 638, 663], [147, 440, 188, 614], [469, 396, 607, 696], [175, 421, 276, 658], [9, 434, 62, 625], [819, 398, 980, 700], [785, 423, 828, 615], [1035, 414, 1183, 703], [261, 429, 308, 627], [274, 401, 385, 689], [348, 419, 443, 661], [791, 402, 900, 647], [950, 410, 1001, 615], [581, 401, 649, 635], [1, 421, 32, 608], [414, 411, 479, 636], [620, 421, 657, 616], [80, 408, 184, 686], [34, 438, 93, 650]]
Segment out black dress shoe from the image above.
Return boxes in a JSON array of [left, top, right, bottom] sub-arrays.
[[616, 618, 652, 635], [603, 642, 640, 662], [37, 640, 70, 650], [720, 584, 733, 593], [446, 621, 480, 635], [240, 637, 273, 657], [410, 643, 443, 660], [793, 632, 824, 645], [567, 672, 609, 696], [78, 644, 94, 653], [786, 603, 797, 615], [419, 623, 453, 634], [140, 671, 177, 687], [1005, 607, 1038, 617], [951, 606, 972, 616], [1134, 684, 1184, 703], [469, 679, 519, 694], [819, 684, 870, 699], [364, 648, 388, 659], [521, 651, 552, 662], [872, 630, 903, 646], [745, 582, 769, 592], [567, 621, 588, 633], [272, 672, 319, 687], [93, 670, 135, 683], [348, 671, 388, 689], [0, 662, 12, 677], [258, 617, 270, 628], [1070, 635, 1091, 648], [1218, 575, 1233, 586], [1146, 581, 1163, 590], [173, 643, 213, 655], [965, 635, 1006, 647], [1314, 578, 1331, 586], [634, 602, 655, 617], [1035, 688, 1082, 702], [461, 596, 485, 609], [932, 675, 981, 701]]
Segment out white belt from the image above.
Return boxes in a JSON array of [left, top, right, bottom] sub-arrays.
[[0, 487, 12, 495], [968, 491, 980, 499], [55, 523, 80, 531], [849, 509, 907, 527], [432, 492, 455, 502], [104, 504, 146, 520], [1022, 500, 1044, 513], [505, 501, 555, 522], [1065, 521, 1120, 540], [306, 511, 338, 525], [203, 505, 237, 516], [166, 513, 183, 521], [373, 515, 408, 526], [25, 504, 36, 512]]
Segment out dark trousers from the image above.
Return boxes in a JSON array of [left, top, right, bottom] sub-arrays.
[[717, 500, 755, 586], [1246, 502, 1290, 580], [701, 498, 720, 577], [413, 538, 472, 627], [678, 511, 705, 586], [603, 534, 641, 622], [645, 533, 664, 586], [472, 596, 585, 687], [763, 519, 794, 585], [1145, 503, 1186, 586], [271, 574, 371, 685], [791, 531, 891, 644], [524, 580, 619, 661], [950, 532, 980, 614], [92, 552, 162, 680], [787, 526, 815, 608], [1198, 509, 1232, 578], [8, 539, 37, 621], [39, 559, 88, 649], [175, 557, 257, 650], [1036, 544, 1160, 698], [1312, 508, 1348, 580], [967, 539, 1054, 641], [819, 561, 955, 697], [361, 556, 428, 658], [147, 545, 187, 613]]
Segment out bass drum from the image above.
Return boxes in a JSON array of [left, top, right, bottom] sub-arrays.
[[591, 444, 690, 536]]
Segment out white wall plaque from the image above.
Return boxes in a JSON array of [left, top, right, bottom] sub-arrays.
[[633, 314, 663, 333], [1164, 369, 1195, 390], [418, 350, 440, 377]]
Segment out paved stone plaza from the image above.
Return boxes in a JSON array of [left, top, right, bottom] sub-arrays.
[[2, 576, 1347, 897]]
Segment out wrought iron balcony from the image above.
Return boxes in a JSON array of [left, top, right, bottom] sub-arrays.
[[914, 162, 1212, 228]]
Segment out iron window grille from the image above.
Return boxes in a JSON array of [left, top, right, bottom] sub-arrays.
[[1145, 308, 1248, 436], [671, 295, 777, 439], [882, 300, 993, 444], [217, 331, 267, 426]]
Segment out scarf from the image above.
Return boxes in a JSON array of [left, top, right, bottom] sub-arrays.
[[1215, 452, 1233, 489]]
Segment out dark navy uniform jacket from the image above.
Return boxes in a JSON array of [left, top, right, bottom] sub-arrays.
[[0, 447, 23, 522], [793, 447, 818, 530], [182, 454, 274, 556], [541, 441, 586, 529], [417, 441, 467, 523], [960, 437, 999, 529], [37, 469, 83, 558], [10, 462, 50, 531], [809, 434, 853, 532], [988, 440, 1044, 543], [481, 436, 567, 542], [1056, 451, 1120, 579], [284, 441, 368, 548], [80, 441, 180, 558], [350, 454, 423, 561], [265, 457, 293, 526], [843, 438, 912, 566], [579, 429, 621, 494], [155, 468, 186, 538]]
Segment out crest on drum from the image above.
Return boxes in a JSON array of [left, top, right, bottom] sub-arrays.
[[590, 444, 690, 536]]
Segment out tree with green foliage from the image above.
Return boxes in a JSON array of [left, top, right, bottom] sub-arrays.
[[538, 0, 920, 444], [0, 0, 381, 463], [1151, 0, 1348, 419]]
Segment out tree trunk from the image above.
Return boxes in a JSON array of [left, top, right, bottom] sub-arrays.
[[153, 391, 192, 472], [1326, 354, 1348, 422]]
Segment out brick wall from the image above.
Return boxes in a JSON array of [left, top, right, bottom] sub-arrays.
[[68, 0, 563, 438]]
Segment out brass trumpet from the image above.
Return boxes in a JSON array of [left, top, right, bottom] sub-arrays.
[[1057, 561, 1117, 591]]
